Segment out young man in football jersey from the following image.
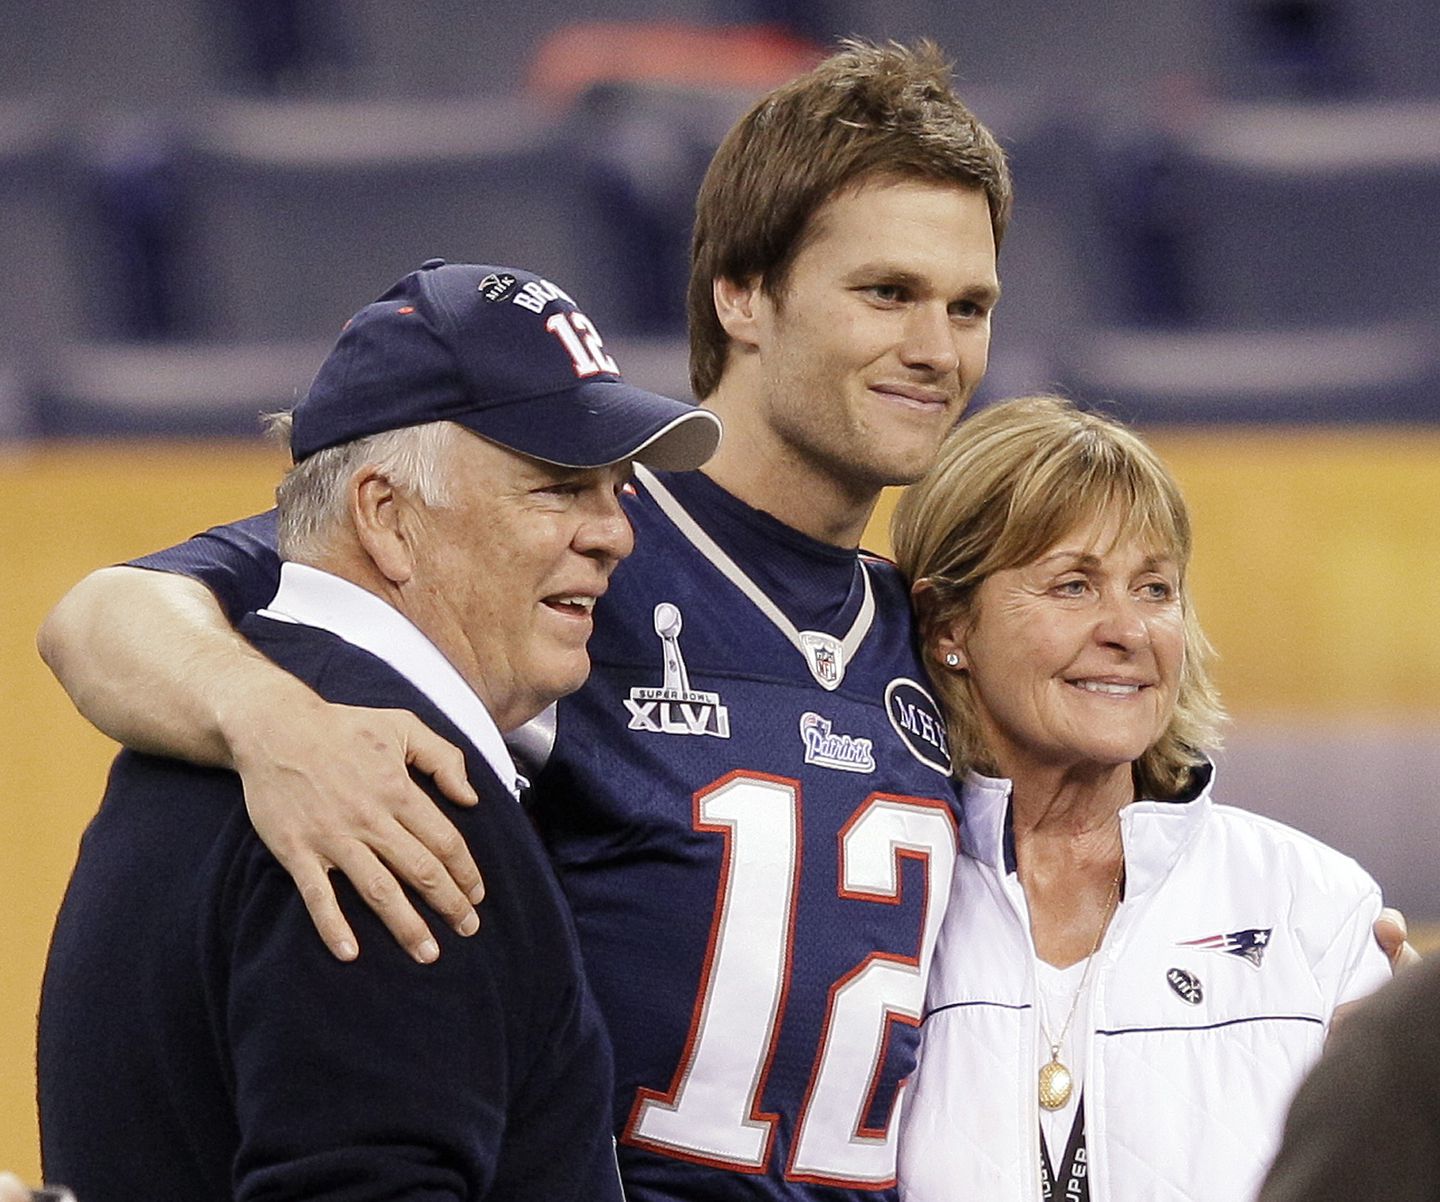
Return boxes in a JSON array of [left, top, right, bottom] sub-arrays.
[[33, 38, 1413, 1200]]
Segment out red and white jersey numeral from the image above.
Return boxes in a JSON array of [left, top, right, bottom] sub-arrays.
[[788, 795, 957, 1186], [623, 774, 957, 1185], [626, 772, 802, 1170]]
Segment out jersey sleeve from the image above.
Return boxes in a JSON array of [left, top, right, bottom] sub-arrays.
[[129, 511, 282, 623]]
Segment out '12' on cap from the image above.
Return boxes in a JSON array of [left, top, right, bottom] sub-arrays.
[[291, 261, 722, 470]]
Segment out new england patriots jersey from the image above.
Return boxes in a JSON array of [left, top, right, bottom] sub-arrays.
[[130, 469, 961, 1201], [526, 466, 960, 1201]]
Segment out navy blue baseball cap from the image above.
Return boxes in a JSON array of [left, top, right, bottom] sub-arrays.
[[291, 260, 722, 469]]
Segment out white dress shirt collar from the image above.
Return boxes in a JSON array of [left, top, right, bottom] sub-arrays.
[[257, 562, 525, 800]]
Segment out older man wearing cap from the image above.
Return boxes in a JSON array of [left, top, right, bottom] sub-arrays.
[[36, 262, 721, 1202]]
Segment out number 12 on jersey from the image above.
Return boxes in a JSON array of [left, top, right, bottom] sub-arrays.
[[624, 771, 957, 1187]]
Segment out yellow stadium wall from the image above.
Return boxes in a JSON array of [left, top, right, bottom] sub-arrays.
[[3, 429, 1438, 1177]]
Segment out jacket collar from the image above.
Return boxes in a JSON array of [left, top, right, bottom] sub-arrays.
[[958, 760, 1216, 899], [259, 562, 525, 799]]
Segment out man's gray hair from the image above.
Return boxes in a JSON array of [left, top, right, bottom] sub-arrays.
[[267, 412, 459, 561]]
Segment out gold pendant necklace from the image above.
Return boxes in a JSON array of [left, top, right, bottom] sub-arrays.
[[1038, 1053, 1073, 1111], [1036, 865, 1123, 1111]]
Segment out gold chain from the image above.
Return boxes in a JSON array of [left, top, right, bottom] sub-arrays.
[[1038, 862, 1124, 1057]]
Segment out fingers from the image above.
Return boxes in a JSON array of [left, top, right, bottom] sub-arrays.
[[1380, 905, 1409, 941], [236, 704, 486, 964], [287, 858, 360, 963], [396, 714, 486, 906], [404, 718, 479, 809], [398, 785, 486, 907], [1329, 996, 1360, 1038], [332, 840, 443, 966], [0, 1172, 32, 1202], [289, 813, 481, 965], [1375, 906, 1423, 973]]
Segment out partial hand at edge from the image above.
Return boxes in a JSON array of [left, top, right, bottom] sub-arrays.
[[229, 686, 482, 964], [0, 1173, 65, 1202], [1333, 908, 1423, 1035], [1374, 906, 1422, 974]]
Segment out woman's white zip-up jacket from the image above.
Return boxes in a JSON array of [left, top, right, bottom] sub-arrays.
[[898, 764, 1390, 1202]]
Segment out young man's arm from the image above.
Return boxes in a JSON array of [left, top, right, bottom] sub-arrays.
[[38, 565, 483, 963]]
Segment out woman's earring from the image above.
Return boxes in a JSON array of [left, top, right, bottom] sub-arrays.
[[943, 652, 960, 668]]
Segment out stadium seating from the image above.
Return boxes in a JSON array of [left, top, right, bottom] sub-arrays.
[[32, 338, 329, 439], [5, 4, 1437, 434], [1159, 99, 1440, 330], [0, 101, 84, 355], [1213, 0, 1440, 99], [1062, 314, 1440, 425], [171, 95, 596, 341], [0, 362, 34, 440]]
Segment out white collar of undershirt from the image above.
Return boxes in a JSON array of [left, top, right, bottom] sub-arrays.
[[257, 562, 525, 800]]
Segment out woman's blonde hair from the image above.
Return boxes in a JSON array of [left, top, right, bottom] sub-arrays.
[[891, 395, 1225, 798]]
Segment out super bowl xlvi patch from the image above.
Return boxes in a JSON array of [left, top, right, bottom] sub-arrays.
[[884, 678, 951, 776], [477, 272, 518, 302], [799, 711, 876, 773], [1178, 928, 1273, 968], [625, 602, 731, 739], [1166, 967, 1204, 1005]]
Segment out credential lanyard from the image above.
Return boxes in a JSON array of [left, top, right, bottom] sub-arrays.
[[1039, 1097, 1089, 1202]]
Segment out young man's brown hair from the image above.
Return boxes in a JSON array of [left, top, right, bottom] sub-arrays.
[[686, 38, 1013, 399]]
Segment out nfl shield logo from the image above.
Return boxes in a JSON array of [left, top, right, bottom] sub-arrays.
[[798, 630, 845, 690]]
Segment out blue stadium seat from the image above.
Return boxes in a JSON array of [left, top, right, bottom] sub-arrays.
[[16, 0, 217, 108], [1213, 0, 1440, 99], [1060, 314, 1440, 424], [0, 102, 84, 355], [1074, 99, 1440, 333], [924, 0, 1206, 101], [566, 79, 758, 335], [34, 338, 329, 438], [32, 333, 691, 441], [0, 360, 36, 441], [1348, 0, 1440, 97], [322, 2, 725, 98], [169, 96, 597, 340], [959, 85, 1088, 397], [1161, 100, 1440, 330], [0, 4, 52, 99]]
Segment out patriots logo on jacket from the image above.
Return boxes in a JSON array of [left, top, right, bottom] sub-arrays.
[[1178, 928, 1273, 968]]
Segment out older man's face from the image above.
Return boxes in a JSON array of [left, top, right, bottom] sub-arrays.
[[413, 431, 634, 731]]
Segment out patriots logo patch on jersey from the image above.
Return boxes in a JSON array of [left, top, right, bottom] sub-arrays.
[[1178, 928, 1273, 968], [799, 711, 876, 773], [625, 603, 731, 738]]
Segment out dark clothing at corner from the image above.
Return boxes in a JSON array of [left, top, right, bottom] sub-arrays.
[[38, 615, 620, 1202], [1259, 956, 1440, 1202]]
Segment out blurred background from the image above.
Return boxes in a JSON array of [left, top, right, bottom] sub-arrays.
[[2, 0, 1437, 1179]]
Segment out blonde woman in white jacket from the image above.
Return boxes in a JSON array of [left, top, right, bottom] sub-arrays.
[[891, 396, 1391, 1202]]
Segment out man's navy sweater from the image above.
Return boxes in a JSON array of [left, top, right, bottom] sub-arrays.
[[39, 614, 620, 1201]]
